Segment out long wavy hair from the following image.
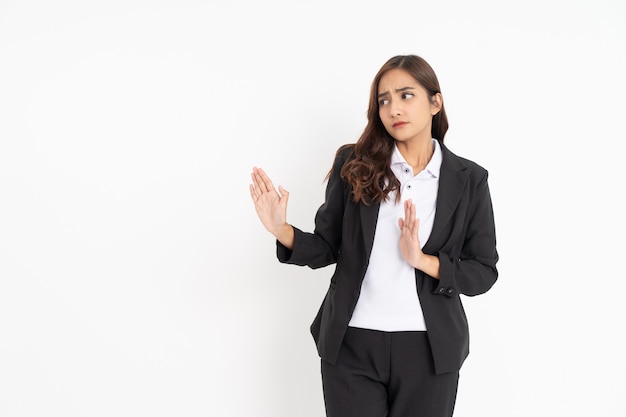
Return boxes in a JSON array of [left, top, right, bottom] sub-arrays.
[[333, 55, 449, 205]]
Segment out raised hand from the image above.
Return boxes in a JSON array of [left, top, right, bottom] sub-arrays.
[[249, 167, 294, 248], [398, 199, 440, 277], [398, 199, 423, 269]]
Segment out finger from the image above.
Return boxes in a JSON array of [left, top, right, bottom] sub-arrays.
[[278, 185, 289, 205], [251, 169, 264, 195], [249, 184, 258, 202], [398, 200, 408, 232], [403, 200, 409, 223], [404, 199, 414, 227], [250, 171, 262, 198], [410, 203, 417, 231], [256, 167, 277, 194]]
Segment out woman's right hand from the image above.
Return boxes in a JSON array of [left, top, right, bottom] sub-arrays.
[[249, 167, 295, 248]]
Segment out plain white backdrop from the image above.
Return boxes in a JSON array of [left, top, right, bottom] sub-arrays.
[[1, 0, 625, 416]]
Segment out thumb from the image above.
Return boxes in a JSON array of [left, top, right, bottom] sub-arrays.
[[278, 185, 290, 204]]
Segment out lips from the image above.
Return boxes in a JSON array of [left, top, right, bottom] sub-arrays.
[[392, 121, 408, 128]]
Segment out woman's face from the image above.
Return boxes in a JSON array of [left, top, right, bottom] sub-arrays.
[[377, 68, 441, 144]]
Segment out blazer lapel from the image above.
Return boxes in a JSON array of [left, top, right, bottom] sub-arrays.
[[358, 143, 467, 259], [422, 144, 469, 254]]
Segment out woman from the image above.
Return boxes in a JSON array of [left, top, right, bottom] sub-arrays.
[[249, 55, 498, 417]]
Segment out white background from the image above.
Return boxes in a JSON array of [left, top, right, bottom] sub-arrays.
[[1, 1, 625, 416]]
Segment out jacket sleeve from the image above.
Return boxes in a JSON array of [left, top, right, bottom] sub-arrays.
[[276, 147, 350, 269], [435, 169, 499, 297]]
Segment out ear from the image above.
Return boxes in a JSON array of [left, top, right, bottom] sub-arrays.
[[430, 93, 443, 115]]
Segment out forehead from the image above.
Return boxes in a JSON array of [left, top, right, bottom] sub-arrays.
[[378, 68, 420, 93]]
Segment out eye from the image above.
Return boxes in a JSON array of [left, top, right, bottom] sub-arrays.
[[402, 92, 414, 100], [379, 98, 389, 106]]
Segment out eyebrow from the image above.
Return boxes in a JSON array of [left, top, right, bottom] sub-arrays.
[[377, 86, 415, 99]]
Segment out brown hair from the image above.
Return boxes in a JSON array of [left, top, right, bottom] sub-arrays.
[[332, 55, 449, 205]]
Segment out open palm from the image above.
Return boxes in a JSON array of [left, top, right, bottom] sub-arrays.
[[249, 167, 289, 236], [398, 199, 423, 269]]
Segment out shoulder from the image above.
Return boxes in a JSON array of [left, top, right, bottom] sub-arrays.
[[440, 142, 489, 180], [328, 144, 356, 173], [335, 143, 356, 163]]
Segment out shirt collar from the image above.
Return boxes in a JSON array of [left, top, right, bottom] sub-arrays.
[[391, 138, 442, 178]]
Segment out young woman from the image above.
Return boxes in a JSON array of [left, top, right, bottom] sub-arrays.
[[249, 55, 498, 417]]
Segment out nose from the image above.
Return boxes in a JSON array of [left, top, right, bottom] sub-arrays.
[[389, 101, 402, 117]]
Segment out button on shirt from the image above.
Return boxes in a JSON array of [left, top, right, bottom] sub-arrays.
[[348, 139, 442, 331]]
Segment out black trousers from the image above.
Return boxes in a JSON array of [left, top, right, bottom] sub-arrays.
[[321, 327, 459, 417]]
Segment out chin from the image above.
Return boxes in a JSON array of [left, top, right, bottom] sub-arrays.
[[393, 135, 414, 143]]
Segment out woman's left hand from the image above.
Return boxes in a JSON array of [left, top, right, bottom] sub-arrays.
[[398, 199, 423, 269], [398, 199, 440, 278]]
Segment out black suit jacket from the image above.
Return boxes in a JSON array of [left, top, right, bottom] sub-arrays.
[[277, 142, 498, 375]]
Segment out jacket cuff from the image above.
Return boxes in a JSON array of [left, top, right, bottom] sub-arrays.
[[433, 252, 458, 297]]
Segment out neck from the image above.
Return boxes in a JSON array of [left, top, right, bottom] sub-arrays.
[[396, 138, 434, 172]]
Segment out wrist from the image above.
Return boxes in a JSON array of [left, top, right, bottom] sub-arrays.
[[415, 253, 440, 279], [275, 223, 295, 249]]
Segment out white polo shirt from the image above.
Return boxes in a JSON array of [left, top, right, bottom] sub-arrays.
[[348, 139, 442, 331]]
